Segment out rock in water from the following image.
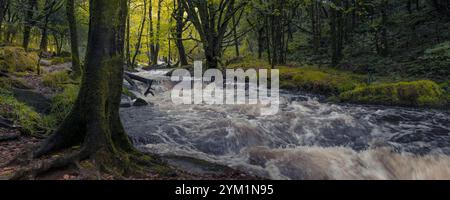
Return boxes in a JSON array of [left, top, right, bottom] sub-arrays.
[[133, 98, 148, 107]]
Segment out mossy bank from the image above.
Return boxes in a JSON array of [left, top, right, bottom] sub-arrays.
[[227, 57, 450, 108]]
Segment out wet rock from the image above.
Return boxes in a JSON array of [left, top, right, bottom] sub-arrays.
[[120, 103, 132, 108], [133, 98, 149, 107]]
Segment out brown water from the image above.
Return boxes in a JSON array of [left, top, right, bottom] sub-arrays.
[[120, 70, 450, 180]]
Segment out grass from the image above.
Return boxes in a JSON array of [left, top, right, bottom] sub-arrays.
[[43, 71, 71, 89]]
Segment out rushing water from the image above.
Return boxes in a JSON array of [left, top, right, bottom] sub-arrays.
[[120, 69, 450, 180]]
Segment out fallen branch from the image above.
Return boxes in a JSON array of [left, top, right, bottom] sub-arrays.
[[124, 74, 140, 93], [124, 72, 155, 97], [124, 72, 155, 84], [0, 117, 16, 129]]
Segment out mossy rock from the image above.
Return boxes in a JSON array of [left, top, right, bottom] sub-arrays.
[[279, 66, 365, 95], [0, 47, 38, 73], [0, 93, 44, 135], [339, 80, 447, 107]]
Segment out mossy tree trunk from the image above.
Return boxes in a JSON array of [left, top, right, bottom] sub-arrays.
[[33, 0, 143, 174], [66, 0, 81, 77]]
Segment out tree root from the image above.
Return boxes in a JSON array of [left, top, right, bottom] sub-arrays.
[[0, 134, 19, 142], [9, 149, 90, 180], [7, 145, 168, 180]]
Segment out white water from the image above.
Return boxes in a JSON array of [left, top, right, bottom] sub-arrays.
[[120, 69, 450, 180]]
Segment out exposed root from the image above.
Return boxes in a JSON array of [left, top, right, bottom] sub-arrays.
[[10, 148, 90, 180]]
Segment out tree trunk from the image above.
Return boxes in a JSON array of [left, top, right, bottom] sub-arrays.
[[174, 0, 188, 66], [151, 0, 162, 65], [131, 0, 147, 68], [204, 38, 221, 70], [67, 0, 82, 77], [232, 14, 240, 57], [0, 0, 7, 38], [330, 0, 343, 67], [39, 26, 48, 52], [39, 3, 51, 53], [379, 0, 389, 57], [126, 0, 131, 67], [34, 0, 140, 172], [23, 0, 37, 51]]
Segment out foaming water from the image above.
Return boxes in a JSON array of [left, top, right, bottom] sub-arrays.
[[120, 70, 450, 180]]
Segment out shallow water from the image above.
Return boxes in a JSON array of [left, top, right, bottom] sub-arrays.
[[120, 69, 450, 180]]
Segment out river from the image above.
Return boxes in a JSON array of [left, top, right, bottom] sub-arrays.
[[120, 69, 450, 180]]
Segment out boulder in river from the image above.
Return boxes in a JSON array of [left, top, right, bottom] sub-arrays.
[[133, 98, 149, 107]]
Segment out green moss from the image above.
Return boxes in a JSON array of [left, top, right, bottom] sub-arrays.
[[0, 93, 43, 135], [0, 47, 38, 73], [42, 71, 71, 89], [43, 84, 79, 130], [339, 80, 447, 107], [279, 66, 365, 95]]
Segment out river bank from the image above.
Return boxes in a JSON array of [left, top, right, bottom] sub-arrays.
[[227, 57, 450, 110], [1, 47, 449, 180]]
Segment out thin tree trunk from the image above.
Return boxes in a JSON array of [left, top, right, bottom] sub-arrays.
[[131, 0, 147, 68], [232, 14, 240, 57], [380, 0, 389, 56], [153, 0, 162, 65], [126, 0, 131, 67]]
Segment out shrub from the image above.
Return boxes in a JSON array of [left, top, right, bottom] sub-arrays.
[[440, 80, 450, 104], [339, 80, 447, 107], [412, 42, 450, 79]]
